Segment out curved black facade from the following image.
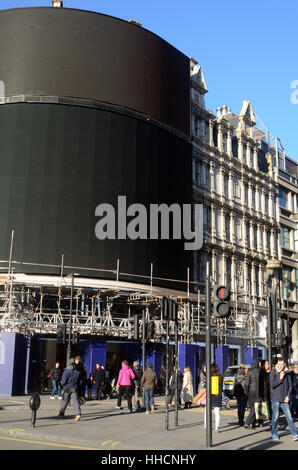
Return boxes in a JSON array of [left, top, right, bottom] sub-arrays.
[[0, 7, 190, 136], [0, 103, 192, 282], [0, 7, 193, 285]]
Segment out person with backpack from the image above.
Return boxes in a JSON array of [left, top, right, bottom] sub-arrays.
[[203, 363, 223, 432], [132, 361, 143, 411], [116, 360, 135, 413], [269, 358, 298, 441], [244, 360, 261, 429], [57, 361, 81, 422]]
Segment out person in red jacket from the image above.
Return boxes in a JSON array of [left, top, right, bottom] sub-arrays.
[[116, 360, 135, 413]]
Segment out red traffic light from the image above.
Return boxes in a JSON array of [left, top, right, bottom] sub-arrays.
[[213, 285, 231, 318], [216, 286, 230, 300]]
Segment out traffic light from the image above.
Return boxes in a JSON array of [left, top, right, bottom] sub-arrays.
[[146, 321, 156, 339], [276, 331, 289, 348], [72, 331, 80, 345], [57, 323, 66, 344], [213, 285, 231, 318], [133, 314, 140, 340]]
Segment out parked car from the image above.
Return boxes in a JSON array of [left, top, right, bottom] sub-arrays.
[[223, 365, 251, 398]]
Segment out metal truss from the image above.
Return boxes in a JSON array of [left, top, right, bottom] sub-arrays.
[[0, 253, 266, 343]]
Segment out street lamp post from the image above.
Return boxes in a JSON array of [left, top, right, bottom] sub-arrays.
[[267, 292, 272, 370], [205, 261, 212, 448], [283, 275, 291, 363]]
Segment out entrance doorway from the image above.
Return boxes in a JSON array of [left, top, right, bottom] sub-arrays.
[[28, 336, 67, 393]]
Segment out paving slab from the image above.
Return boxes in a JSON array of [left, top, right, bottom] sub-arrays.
[[0, 395, 297, 451]]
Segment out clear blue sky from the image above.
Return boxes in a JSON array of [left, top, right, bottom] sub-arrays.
[[1, 0, 298, 161]]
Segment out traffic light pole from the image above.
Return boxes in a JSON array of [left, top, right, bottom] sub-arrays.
[[267, 293, 272, 370], [165, 314, 169, 431], [205, 264, 212, 448], [142, 309, 146, 407], [174, 316, 179, 427]]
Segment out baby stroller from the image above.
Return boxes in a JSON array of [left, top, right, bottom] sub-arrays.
[[107, 378, 119, 400], [222, 392, 231, 410]]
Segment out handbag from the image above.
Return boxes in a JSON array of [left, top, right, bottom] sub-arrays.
[[254, 401, 269, 420], [201, 393, 206, 406], [194, 388, 206, 404]]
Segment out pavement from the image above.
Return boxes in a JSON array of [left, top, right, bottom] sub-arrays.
[[0, 394, 297, 451]]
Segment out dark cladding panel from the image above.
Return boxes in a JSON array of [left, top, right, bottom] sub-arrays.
[[0, 103, 193, 283], [0, 7, 190, 136]]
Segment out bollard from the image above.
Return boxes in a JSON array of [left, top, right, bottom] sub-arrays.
[[29, 393, 41, 427]]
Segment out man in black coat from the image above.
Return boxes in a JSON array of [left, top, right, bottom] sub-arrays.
[[132, 361, 143, 411], [74, 356, 86, 404], [50, 362, 63, 399], [244, 361, 261, 429], [168, 366, 183, 406], [93, 363, 105, 400], [234, 365, 248, 426]]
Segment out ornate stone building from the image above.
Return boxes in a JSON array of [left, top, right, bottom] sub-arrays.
[[276, 151, 298, 361], [190, 58, 282, 353]]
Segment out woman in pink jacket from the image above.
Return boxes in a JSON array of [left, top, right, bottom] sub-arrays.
[[116, 361, 135, 412]]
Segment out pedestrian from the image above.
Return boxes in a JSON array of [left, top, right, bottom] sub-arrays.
[[269, 358, 298, 441], [141, 363, 158, 414], [234, 364, 248, 426], [244, 359, 261, 429], [258, 359, 271, 425], [159, 365, 166, 395], [204, 363, 223, 432], [132, 361, 143, 411], [168, 365, 183, 406], [116, 360, 135, 413], [58, 361, 81, 422], [93, 363, 105, 400], [40, 361, 50, 392], [74, 356, 86, 404], [182, 366, 193, 409], [101, 364, 108, 398], [290, 363, 298, 420], [50, 361, 63, 400], [198, 365, 207, 394], [86, 373, 93, 400]]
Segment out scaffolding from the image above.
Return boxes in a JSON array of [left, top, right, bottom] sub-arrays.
[[0, 232, 264, 344]]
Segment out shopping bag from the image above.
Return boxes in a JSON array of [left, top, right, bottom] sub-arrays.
[[201, 393, 206, 406], [254, 401, 269, 420], [193, 388, 206, 404]]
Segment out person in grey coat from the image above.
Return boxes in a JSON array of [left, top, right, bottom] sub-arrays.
[[168, 366, 183, 406], [58, 361, 81, 421]]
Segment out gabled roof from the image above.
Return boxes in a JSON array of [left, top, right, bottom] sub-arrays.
[[191, 64, 208, 93], [239, 100, 256, 125]]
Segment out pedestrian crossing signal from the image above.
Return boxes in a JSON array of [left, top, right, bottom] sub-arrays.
[[213, 285, 231, 318]]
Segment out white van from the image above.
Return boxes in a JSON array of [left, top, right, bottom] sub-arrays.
[[223, 365, 251, 398]]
